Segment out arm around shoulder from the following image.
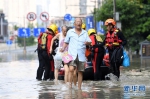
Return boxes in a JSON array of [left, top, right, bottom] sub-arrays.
[[49, 34, 60, 53]]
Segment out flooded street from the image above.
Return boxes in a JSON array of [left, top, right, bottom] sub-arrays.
[[1, 0, 150, 98], [0, 48, 150, 99]]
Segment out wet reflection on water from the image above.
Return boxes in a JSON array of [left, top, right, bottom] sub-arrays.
[[0, 51, 150, 99], [0, 50, 38, 62]]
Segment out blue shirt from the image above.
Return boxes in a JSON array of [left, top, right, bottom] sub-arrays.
[[64, 29, 91, 62]]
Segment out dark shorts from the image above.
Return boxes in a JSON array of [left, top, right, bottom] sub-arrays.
[[68, 55, 85, 72]]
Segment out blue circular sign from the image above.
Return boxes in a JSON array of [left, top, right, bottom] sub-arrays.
[[64, 14, 72, 21], [58, 27, 61, 33]]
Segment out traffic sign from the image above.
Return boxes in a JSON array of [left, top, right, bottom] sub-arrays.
[[64, 14, 72, 21], [6, 40, 12, 45], [86, 16, 94, 31], [97, 21, 104, 35], [33, 28, 45, 37], [18, 28, 30, 37], [58, 27, 61, 33], [27, 12, 36, 21], [40, 12, 49, 21]]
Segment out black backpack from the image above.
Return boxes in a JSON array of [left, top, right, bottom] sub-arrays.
[[111, 47, 123, 65]]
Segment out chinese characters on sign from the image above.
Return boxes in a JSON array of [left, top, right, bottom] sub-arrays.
[[123, 85, 146, 97]]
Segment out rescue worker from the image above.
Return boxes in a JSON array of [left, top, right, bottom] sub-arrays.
[[103, 18, 127, 79], [87, 29, 105, 80], [36, 24, 58, 81]]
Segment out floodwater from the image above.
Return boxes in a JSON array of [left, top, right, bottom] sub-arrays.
[[0, 49, 150, 99]]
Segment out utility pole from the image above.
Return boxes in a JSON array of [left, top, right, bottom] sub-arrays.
[[90, 0, 97, 30], [24, 0, 26, 53], [0, 11, 4, 36], [95, 0, 97, 30], [113, 0, 116, 21], [23, 15, 26, 54]]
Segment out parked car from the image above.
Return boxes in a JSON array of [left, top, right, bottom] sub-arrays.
[[0, 36, 5, 43]]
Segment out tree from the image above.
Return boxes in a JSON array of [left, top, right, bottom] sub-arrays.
[[13, 25, 19, 31], [17, 36, 36, 47], [95, 0, 150, 53], [27, 22, 34, 28], [17, 23, 36, 47], [147, 35, 150, 41]]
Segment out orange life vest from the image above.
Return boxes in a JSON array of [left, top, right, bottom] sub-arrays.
[[85, 49, 91, 57], [37, 32, 54, 54], [105, 29, 122, 49], [103, 54, 110, 66]]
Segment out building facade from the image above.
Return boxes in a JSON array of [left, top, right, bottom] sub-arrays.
[[0, 0, 105, 30], [0, 0, 36, 28]]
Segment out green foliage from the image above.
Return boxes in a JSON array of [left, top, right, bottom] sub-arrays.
[[27, 22, 34, 28], [95, 0, 150, 51], [13, 25, 19, 31], [147, 35, 150, 41], [17, 36, 36, 47], [36, 22, 44, 27]]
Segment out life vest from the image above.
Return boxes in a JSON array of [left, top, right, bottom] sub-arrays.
[[94, 34, 103, 45], [103, 53, 110, 66], [105, 29, 122, 49], [38, 33, 48, 50], [85, 48, 91, 57]]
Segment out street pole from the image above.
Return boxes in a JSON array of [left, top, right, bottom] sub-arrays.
[[94, 0, 97, 30], [24, 35, 26, 53], [91, 0, 97, 30], [0, 14, 3, 36], [113, 0, 116, 21], [23, 16, 26, 54], [95, 0, 97, 31]]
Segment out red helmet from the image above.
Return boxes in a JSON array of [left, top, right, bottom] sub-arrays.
[[105, 19, 116, 26]]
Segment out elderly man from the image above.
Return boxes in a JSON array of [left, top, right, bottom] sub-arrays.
[[60, 18, 91, 90]]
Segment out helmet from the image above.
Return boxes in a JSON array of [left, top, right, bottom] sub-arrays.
[[82, 23, 86, 30], [105, 19, 116, 26], [88, 29, 96, 36], [47, 24, 58, 34]]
